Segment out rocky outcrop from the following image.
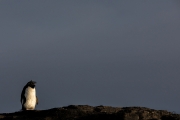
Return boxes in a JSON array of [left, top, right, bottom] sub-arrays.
[[0, 105, 180, 120]]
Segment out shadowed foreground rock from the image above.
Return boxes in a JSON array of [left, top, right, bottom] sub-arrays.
[[0, 105, 180, 120]]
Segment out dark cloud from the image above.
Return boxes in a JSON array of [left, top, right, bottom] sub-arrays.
[[0, 1, 180, 113]]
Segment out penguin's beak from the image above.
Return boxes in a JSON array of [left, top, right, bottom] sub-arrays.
[[32, 81, 36, 84], [31, 80, 36, 85]]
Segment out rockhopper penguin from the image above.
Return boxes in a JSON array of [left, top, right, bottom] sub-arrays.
[[21, 80, 38, 110]]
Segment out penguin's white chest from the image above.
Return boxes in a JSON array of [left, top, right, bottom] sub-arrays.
[[24, 87, 36, 110]]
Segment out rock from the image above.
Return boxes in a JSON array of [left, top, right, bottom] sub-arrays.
[[0, 105, 180, 120]]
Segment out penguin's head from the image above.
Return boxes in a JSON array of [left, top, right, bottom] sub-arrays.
[[26, 80, 36, 88]]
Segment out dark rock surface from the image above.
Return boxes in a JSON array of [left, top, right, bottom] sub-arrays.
[[0, 105, 180, 120]]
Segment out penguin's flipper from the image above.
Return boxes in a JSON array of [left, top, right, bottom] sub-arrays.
[[21, 86, 26, 105], [21, 98, 23, 105], [20, 92, 24, 105], [36, 96, 38, 105]]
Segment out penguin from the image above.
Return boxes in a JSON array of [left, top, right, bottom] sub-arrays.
[[21, 80, 38, 110]]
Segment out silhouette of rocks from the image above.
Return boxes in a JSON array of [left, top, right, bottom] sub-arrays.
[[0, 105, 180, 120]]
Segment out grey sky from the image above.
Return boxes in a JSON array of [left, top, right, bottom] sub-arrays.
[[0, 1, 180, 113]]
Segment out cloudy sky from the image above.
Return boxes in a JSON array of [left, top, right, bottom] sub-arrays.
[[0, 1, 180, 113]]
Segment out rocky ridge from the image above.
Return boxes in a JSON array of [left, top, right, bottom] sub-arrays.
[[0, 105, 180, 120]]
